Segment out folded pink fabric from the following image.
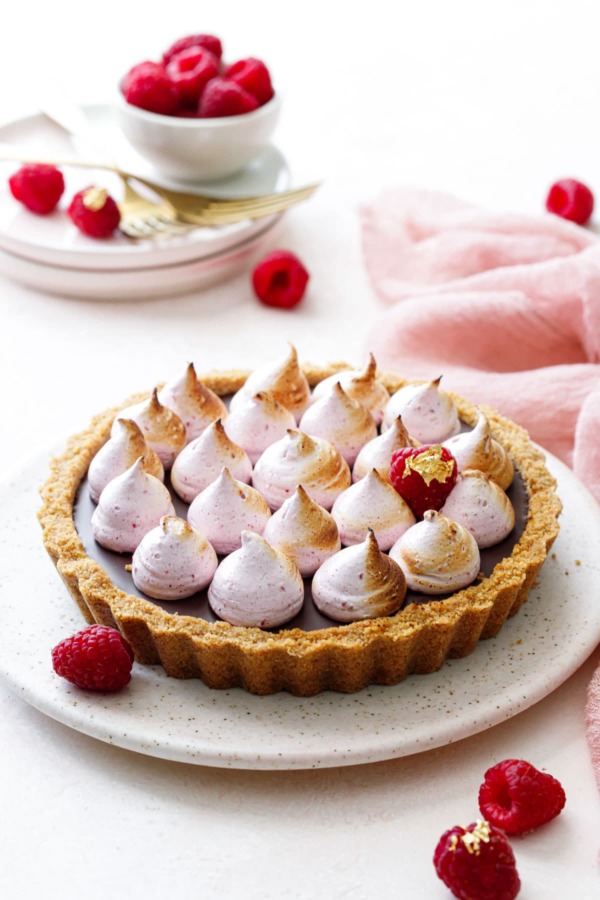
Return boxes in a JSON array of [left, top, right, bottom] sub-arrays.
[[586, 660, 600, 796], [362, 187, 600, 795], [360, 187, 600, 503]]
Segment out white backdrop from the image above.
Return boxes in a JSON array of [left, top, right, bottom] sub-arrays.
[[1, 2, 599, 898]]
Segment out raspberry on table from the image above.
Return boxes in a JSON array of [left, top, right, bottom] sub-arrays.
[[162, 33, 223, 66], [198, 77, 259, 117], [434, 819, 521, 900], [478, 759, 566, 835], [545, 178, 594, 225], [68, 186, 121, 239], [224, 58, 274, 106], [166, 46, 219, 108], [8, 163, 65, 214], [121, 60, 179, 115], [390, 444, 458, 517], [52, 624, 134, 692], [252, 250, 310, 309]]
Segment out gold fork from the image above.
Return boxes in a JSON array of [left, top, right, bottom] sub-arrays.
[[0, 147, 320, 236]]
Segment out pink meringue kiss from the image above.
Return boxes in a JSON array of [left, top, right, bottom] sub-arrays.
[[208, 531, 304, 628], [352, 416, 413, 483], [88, 418, 164, 504], [299, 382, 377, 466], [187, 467, 271, 555], [312, 530, 406, 623], [132, 516, 218, 599], [440, 470, 515, 548], [310, 353, 390, 424], [382, 377, 461, 442], [252, 429, 351, 511], [158, 362, 227, 442], [112, 388, 186, 469], [389, 510, 480, 595], [229, 344, 310, 422], [331, 469, 416, 549], [263, 485, 341, 576], [443, 410, 514, 490], [223, 391, 296, 464], [171, 419, 252, 503], [91, 457, 175, 553]]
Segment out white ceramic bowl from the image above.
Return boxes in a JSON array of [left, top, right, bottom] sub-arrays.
[[115, 92, 281, 182]]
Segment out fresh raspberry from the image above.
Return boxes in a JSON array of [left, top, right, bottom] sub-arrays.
[[166, 46, 219, 108], [252, 250, 310, 309], [198, 77, 259, 117], [224, 58, 274, 105], [162, 33, 223, 66], [52, 624, 134, 692], [390, 444, 458, 517], [68, 186, 121, 238], [478, 759, 566, 835], [121, 60, 179, 115], [434, 819, 521, 900], [8, 163, 64, 214], [545, 178, 594, 225]]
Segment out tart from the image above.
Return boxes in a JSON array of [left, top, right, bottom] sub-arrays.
[[38, 360, 561, 696]]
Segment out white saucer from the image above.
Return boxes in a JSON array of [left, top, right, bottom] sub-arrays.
[[0, 105, 290, 273], [1, 447, 599, 769]]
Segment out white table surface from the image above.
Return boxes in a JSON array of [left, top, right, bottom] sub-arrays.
[[1, 2, 599, 897]]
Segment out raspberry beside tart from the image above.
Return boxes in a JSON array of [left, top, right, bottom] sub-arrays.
[[38, 360, 561, 696]]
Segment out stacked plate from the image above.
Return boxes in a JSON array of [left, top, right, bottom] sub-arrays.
[[0, 106, 290, 301]]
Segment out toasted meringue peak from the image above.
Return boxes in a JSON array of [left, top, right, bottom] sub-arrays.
[[389, 510, 480, 594], [252, 429, 351, 510], [299, 382, 377, 465], [131, 516, 218, 600], [158, 362, 228, 442], [331, 469, 416, 549], [91, 457, 175, 553], [111, 389, 186, 469], [440, 470, 516, 548], [312, 530, 407, 622], [382, 377, 461, 442], [352, 416, 413, 482], [208, 531, 304, 627], [171, 419, 252, 503], [263, 485, 341, 576], [223, 390, 297, 464], [311, 354, 391, 424], [187, 467, 271, 555], [88, 418, 164, 504], [443, 411, 514, 490], [228, 344, 310, 421]]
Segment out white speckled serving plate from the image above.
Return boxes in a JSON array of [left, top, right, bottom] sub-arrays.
[[1, 447, 599, 770]]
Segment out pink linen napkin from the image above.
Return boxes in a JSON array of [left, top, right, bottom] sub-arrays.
[[361, 186, 600, 792], [586, 662, 600, 795], [360, 187, 600, 503]]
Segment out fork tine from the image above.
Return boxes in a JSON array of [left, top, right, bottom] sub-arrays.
[[177, 188, 318, 225], [194, 184, 319, 214], [193, 191, 317, 220], [154, 182, 320, 217]]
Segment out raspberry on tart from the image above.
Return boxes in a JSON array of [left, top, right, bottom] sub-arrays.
[[390, 444, 458, 517]]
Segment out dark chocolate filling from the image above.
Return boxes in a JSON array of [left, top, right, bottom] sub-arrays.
[[73, 468, 528, 633]]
